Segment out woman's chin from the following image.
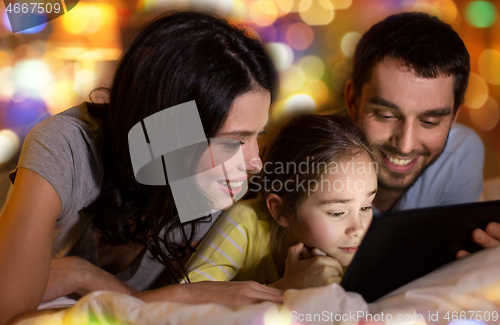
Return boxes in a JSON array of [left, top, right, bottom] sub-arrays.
[[212, 198, 235, 211]]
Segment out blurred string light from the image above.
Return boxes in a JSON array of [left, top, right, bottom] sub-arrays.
[[469, 96, 500, 131], [281, 65, 306, 92], [303, 80, 329, 106], [332, 0, 352, 10], [340, 31, 362, 58], [286, 22, 314, 50], [266, 42, 294, 70], [230, 0, 247, 22], [284, 93, 316, 115], [11, 60, 53, 102], [41, 80, 79, 115], [464, 73, 489, 109], [449, 320, 488, 325], [298, 0, 334, 25], [331, 60, 352, 92], [275, 0, 294, 14], [298, 55, 325, 81], [465, 1, 497, 28], [263, 305, 291, 325], [0, 130, 20, 164], [52, 3, 122, 60], [478, 49, 500, 85], [138, 0, 233, 14], [0, 67, 14, 102], [412, 2, 442, 18], [249, 1, 278, 26], [481, 280, 500, 301], [433, 0, 458, 24]]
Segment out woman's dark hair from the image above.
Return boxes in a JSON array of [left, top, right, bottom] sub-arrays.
[[352, 12, 470, 112], [83, 11, 278, 282], [258, 114, 374, 276]]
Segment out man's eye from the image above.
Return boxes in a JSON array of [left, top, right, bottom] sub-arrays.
[[374, 111, 396, 120], [328, 211, 345, 218], [420, 120, 440, 128]]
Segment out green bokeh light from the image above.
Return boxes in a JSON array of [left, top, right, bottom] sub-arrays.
[[466, 1, 497, 28]]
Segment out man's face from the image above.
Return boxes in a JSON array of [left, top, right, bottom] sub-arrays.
[[346, 58, 457, 191]]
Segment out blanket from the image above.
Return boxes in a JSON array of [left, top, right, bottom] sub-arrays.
[[14, 246, 500, 325]]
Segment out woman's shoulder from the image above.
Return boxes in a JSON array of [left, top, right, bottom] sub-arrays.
[[29, 102, 101, 140]]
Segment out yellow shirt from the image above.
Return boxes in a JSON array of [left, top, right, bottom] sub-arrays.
[[184, 198, 280, 285]]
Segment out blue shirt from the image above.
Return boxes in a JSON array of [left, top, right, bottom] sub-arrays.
[[374, 122, 484, 215]]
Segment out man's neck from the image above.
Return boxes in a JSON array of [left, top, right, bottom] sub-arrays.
[[373, 187, 405, 212]]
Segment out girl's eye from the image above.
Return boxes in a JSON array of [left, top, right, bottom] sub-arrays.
[[360, 206, 373, 212], [328, 211, 345, 218]]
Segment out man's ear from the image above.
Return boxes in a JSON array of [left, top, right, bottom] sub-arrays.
[[345, 79, 357, 120], [266, 193, 290, 227], [452, 106, 460, 126]]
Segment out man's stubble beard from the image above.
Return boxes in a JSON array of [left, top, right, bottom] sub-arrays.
[[376, 134, 450, 193]]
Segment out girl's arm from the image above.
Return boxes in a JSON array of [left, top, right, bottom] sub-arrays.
[[0, 168, 62, 325]]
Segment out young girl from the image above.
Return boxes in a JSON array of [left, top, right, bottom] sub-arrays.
[[184, 114, 378, 289]]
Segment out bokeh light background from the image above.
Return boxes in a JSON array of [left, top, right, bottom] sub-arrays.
[[0, 0, 499, 180]]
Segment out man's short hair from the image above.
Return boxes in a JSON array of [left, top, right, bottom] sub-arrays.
[[351, 12, 470, 112]]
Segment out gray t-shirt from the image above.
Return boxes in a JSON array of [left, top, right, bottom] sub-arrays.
[[9, 102, 219, 291]]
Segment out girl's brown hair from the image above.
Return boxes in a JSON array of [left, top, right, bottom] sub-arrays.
[[258, 114, 374, 276]]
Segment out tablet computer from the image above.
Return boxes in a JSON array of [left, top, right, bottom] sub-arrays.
[[340, 200, 500, 303]]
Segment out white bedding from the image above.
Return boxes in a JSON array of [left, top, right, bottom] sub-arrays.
[[15, 246, 500, 325]]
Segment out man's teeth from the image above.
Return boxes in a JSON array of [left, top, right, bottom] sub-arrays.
[[217, 180, 244, 188], [386, 155, 412, 166]]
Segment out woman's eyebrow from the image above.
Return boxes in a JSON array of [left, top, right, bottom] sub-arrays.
[[217, 131, 256, 137]]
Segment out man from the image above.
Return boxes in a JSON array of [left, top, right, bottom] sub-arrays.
[[344, 12, 500, 250]]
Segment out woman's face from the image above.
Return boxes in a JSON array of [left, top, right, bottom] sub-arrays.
[[296, 153, 378, 267], [195, 90, 271, 211]]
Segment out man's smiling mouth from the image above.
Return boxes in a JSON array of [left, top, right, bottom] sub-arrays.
[[382, 152, 414, 166]]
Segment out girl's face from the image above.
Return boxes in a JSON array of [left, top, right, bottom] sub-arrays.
[[296, 153, 378, 267], [195, 90, 271, 211]]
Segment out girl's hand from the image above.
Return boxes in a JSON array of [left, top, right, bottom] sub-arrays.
[[42, 256, 138, 302], [269, 242, 343, 290]]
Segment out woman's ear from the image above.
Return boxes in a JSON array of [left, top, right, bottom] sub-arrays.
[[266, 194, 290, 227]]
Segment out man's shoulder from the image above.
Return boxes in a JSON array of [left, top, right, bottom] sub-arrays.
[[445, 122, 483, 154]]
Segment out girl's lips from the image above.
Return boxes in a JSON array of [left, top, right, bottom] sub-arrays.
[[339, 246, 359, 254]]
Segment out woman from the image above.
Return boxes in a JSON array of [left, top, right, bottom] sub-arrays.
[[0, 11, 282, 324]]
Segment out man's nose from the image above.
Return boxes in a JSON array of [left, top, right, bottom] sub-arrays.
[[390, 120, 417, 155]]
